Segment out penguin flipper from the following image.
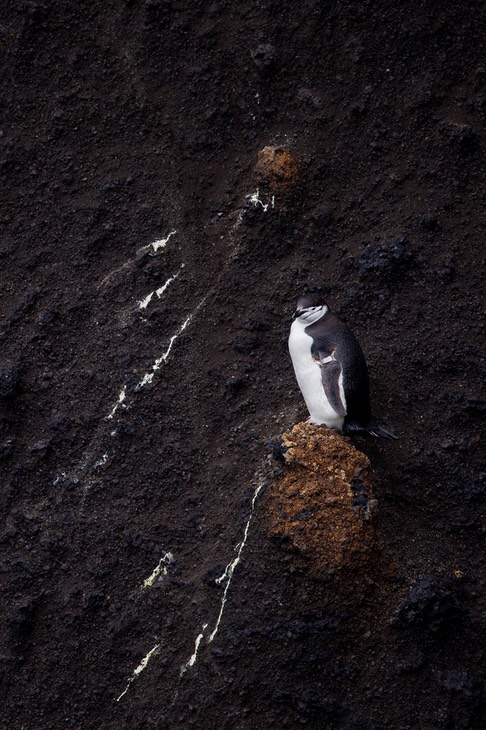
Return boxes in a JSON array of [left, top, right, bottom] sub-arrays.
[[319, 358, 347, 417]]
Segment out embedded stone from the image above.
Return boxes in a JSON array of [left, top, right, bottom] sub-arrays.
[[255, 146, 298, 189]]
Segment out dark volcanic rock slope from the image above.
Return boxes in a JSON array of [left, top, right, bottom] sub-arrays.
[[1, 1, 485, 728]]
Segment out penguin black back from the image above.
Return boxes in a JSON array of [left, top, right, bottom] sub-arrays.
[[305, 312, 372, 431]]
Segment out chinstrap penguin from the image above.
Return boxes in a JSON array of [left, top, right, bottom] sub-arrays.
[[288, 293, 396, 438]]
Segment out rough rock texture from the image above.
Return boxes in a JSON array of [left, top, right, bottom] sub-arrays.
[[1, 1, 485, 728], [270, 423, 375, 578], [255, 146, 299, 189]]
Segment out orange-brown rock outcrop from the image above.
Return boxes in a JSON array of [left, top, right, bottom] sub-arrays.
[[269, 423, 376, 578]]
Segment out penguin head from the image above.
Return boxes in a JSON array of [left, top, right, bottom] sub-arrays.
[[293, 294, 329, 323]]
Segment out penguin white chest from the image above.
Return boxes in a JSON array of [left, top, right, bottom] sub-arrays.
[[288, 320, 345, 430]]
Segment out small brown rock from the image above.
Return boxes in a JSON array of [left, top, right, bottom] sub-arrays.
[[255, 146, 298, 189]]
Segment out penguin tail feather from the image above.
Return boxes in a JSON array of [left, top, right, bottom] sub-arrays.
[[367, 421, 398, 439], [344, 419, 398, 439]]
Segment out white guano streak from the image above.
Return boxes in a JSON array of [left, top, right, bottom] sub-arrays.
[[208, 482, 265, 643], [98, 231, 177, 290], [149, 230, 176, 254], [136, 314, 192, 388], [137, 295, 208, 389], [106, 385, 127, 420], [138, 264, 184, 310], [116, 643, 160, 702], [93, 453, 109, 469], [180, 482, 265, 675], [247, 189, 275, 212], [55, 231, 186, 485], [142, 551, 174, 589], [180, 624, 208, 676]]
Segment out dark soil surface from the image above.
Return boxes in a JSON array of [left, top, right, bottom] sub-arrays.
[[1, 1, 485, 728]]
